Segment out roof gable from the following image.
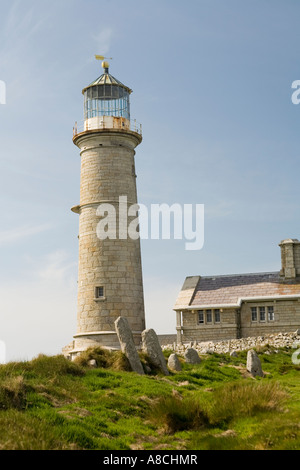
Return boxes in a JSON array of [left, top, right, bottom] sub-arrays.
[[174, 276, 200, 309]]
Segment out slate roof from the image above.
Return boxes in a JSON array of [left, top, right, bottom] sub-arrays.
[[174, 272, 300, 310]]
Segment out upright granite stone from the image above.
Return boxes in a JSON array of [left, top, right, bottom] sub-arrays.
[[168, 353, 182, 371], [142, 329, 169, 375], [246, 349, 264, 377], [184, 347, 201, 364], [115, 317, 144, 375]]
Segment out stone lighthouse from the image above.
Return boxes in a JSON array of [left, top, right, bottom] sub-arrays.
[[67, 59, 146, 358]]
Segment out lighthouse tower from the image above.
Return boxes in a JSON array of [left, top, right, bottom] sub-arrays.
[[69, 60, 146, 357]]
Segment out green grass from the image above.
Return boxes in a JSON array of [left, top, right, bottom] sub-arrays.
[[0, 347, 299, 450]]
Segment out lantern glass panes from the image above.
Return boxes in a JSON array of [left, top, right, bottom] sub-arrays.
[[84, 85, 130, 120]]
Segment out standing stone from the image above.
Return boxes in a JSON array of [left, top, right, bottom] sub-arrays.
[[168, 353, 182, 372], [115, 317, 144, 375], [142, 329, 169, 375], [184, 347, 201, 364], [246, 349, 264, 377]]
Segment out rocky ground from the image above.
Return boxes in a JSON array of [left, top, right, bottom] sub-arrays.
[[162, 330, 300, 355]]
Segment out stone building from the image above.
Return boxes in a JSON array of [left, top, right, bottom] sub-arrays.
[[174, 239, 300, 344], [63, 60, 145, 359]]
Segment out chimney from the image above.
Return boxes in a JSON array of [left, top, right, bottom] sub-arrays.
[[279, 239, 300, 279]]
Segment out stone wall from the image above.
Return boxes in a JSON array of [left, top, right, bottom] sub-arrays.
[[157, 334, 177, 346], [162, 330, 300, 355]]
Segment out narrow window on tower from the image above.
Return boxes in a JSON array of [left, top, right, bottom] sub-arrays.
[[95, 286, 105, 299]]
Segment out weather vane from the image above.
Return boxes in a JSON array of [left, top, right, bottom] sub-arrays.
[[95, 55, 113, 61]]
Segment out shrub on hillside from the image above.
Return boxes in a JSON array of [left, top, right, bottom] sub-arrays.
[[150, 395, 209, 433], [30, 354, 85, 377], [73, 347, 131, 372], [0, 375, 27, 410], [208, 381, 288, 425]]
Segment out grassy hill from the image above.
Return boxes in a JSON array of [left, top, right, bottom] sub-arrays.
[[0, 345, 299, 450]]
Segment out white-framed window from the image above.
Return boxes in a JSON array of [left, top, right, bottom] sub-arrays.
[[268, 306, 275, 321], [198, 310, 204, 324], [95, 286, 104, 299], [259, 306, 266, 322], [251, 307, 257, 322], [198, 308, 222, 325], [251, 305, 275, 322], [206, 310, 212, 323]]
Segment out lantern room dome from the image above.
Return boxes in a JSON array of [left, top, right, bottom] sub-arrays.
[[82, 71, 132, 95]]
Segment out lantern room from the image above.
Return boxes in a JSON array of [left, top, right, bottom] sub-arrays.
[[82, 61, 132, 131]]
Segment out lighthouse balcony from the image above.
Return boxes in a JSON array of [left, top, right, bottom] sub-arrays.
[[73, 116, 142, 137]]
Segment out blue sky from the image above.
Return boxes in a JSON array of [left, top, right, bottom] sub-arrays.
[[0, 0, 300, 361]]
